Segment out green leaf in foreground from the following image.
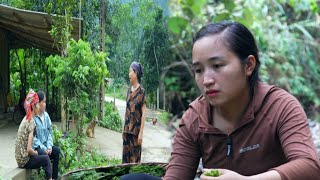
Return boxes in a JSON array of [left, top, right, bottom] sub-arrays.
[[204, 169, 220, 177]]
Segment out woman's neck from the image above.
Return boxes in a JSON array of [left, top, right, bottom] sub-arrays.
[[131, 81, 140, 90], [39, 111, 44, 116], [214, 87, 251, 125]]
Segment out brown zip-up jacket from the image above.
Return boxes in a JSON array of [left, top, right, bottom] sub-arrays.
[[164, 82, 320, 180]]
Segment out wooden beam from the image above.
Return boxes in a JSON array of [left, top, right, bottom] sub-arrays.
[[12, 12, 25, 24]]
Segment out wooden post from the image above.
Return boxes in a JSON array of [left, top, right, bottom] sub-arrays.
[[163, 87, 166, 110], [114, 85, 116, 106], [0, 29, 9, 111], [157, 88, 159, 110], [99, 0, 106, 121], [79, 0, 82, 40]]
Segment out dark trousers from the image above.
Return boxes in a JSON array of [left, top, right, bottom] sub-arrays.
[[24, 154, 52, 180], [36, 146, 60, 179], [121, 173, 162, 180]]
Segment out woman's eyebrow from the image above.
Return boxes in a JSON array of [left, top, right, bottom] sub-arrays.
[[192, 56, 224, 66], [192, 61, 200, 66], [208, 56, 224, 62]]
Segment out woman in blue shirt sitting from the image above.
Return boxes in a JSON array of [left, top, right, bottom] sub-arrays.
[[33, 91, 60, 180]]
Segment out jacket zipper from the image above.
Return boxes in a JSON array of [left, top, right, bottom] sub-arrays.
[[226, 136, 233, 169], [226, 136, 233, 158]]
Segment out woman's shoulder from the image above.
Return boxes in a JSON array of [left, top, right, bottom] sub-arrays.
[[267, 85, 300, 103], [43, 111, 52, 119], [44, 111, 50, 116], [255, 82, 299, 104], [19, 118, 36, 132], [181, 96, 208, 125], [258, 83, 303, 114]]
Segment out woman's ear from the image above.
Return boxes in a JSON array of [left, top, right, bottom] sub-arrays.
[[245, 55, 256, 76]]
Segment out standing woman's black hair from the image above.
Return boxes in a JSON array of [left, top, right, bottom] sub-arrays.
[[37, 91, 46, 102], [192, 21, 260, 91], [130, 61, 144, 84]]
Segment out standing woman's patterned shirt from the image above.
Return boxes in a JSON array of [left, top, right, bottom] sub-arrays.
[[123, 86, 146, 136]]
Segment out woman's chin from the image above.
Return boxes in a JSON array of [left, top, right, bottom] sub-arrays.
[[205, 96, 222, 107]]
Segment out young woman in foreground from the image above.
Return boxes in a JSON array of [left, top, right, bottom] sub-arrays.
[[164, 21, 320, 180]]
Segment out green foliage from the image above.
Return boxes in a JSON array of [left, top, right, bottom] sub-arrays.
[[8, 48, 53, 107], [53, 125, 121, 174], [29, 168, 46, 180], [99, 102, 123, 132], [46, 39, 109, 140], [167, 0, 320, 118], [80, 0, 103, 52], [168, 16, 189, 34], [140, 7, 170, 104], [129, 165, 165, 177], [46, 38, 108, 101], [68, 165, 165, 179], [44, 0, 78, 52], [0, 0, 33, 9], [204, 169, 220, 177], [158, 111, 172, 124], [70, 170, 109, 180]]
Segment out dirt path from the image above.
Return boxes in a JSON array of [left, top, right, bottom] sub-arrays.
[[86, 96, 173, 163]]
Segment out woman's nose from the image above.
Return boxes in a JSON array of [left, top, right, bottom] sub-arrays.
[[203, 69, 215, 86]]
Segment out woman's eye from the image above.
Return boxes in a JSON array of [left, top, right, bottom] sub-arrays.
[[213, 64, 223, 68], [194, 68, 202, 74]]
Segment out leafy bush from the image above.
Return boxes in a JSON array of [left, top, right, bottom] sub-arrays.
[[29, 168, 46, 180], [158, 111, 172, 125], [46, 39, 109, 140], [52, 125, 121, 175], [99, 102, 123, 132]]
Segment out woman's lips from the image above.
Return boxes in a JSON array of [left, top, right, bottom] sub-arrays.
[[206, 89, 219, 97]]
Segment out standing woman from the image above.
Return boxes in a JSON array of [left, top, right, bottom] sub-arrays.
[[122, 61, 146, 163], [15, 90, 53, 180]]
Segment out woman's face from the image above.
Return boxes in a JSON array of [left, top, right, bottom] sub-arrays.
[[129, 67, 137, 84], [39, 97, 46, 113], [192, 35, 253, 107]]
